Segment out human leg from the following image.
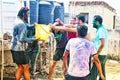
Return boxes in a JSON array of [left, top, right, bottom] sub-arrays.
[[33, 53, 39, 74], [28, 53, 38, 75], [15, 65, 23, 80], [22, 64, 30, 80], [11, 51, 28, 80], [48, 48, 65, 80], [48, 60, 57, 80]]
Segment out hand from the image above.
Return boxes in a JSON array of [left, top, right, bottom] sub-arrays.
[[94, 53, 99, 57], [49, 23, 54, 28], [91, 53, 99, 62], [91, 57, 94, 62], [55, 18, 63, 25], [63, 68, 67, 76], [41, 41, 45, 48], [33, 23, 37, 27], [49, 23, 58, 31], [34, 38, 39, 41], [55, 18, 61, 22], [100, 74, 106, 80], [92, 53, 99, 63]]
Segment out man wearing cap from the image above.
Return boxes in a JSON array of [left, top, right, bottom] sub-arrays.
[[11, 7, 38, 80]]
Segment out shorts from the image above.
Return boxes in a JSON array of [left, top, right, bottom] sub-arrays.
[[11, 50, 29, 64], [53, 48, 65, 61]]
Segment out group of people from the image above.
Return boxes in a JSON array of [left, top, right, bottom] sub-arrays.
[[10, 6, 108, 80], [48, 14, 108, 80]]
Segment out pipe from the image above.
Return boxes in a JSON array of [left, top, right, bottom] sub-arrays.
[[1, 0, 4, 80]]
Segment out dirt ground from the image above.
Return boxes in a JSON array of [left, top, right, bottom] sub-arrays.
[[0, 59, 120, 80], [1, 53, 120, 80], [51, 59, 120, 80], [105, 59, 120, 80]]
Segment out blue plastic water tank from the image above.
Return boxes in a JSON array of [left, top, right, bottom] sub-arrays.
[[54, 2, 64, 22], [29, 0, 39, 24], [38, 1, 54, 24]]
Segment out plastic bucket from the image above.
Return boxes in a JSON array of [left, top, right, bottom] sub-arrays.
[[35, 24, 50, 40]]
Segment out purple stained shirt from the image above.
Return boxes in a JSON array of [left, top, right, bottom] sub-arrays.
[[66, 38, 95, 77]]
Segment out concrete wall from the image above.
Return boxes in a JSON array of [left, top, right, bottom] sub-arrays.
[[0, 40, 16, 79], [107, 30, 120, 60], [103, 7, 116, 29], [68, 5, 116, 29]]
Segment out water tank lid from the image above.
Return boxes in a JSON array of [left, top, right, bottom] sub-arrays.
[[39, 1, 51, 5], [30, 0, 36, 1], [54, 2, 61, 6]]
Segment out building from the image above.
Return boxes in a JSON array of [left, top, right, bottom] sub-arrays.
[[69, 1, 116, 29]]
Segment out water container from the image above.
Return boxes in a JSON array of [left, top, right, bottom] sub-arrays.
[[35, 23, 50, 40], [38, 1, 54, 24], [54, 2, 64, 22], [29, 0, 39, 24]]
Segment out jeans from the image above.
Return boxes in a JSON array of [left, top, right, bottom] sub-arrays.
[[65, 74, 91, 80]]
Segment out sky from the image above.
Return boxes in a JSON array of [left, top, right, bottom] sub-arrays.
[[54, 0, 120, 16]]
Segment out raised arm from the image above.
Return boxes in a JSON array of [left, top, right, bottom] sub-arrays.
[[50, 23, 77, 32]]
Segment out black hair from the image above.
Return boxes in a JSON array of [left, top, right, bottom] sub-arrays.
[[77, 15, 85, 22], [94, 15, 103, 24], [17, 7, 29, 18], [77, 24, 88, 38]]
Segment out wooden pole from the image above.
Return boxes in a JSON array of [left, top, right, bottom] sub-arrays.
[[1, 0, 4, 80]]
